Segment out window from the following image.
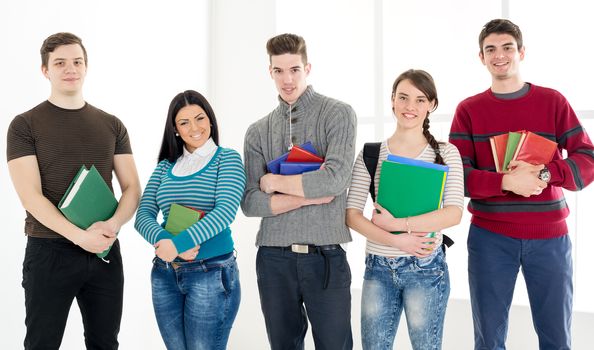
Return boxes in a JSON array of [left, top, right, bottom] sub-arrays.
[[276, 0, 594, 312]]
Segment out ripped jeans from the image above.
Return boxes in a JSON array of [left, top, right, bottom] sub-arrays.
[[361, 249, 450, 350]]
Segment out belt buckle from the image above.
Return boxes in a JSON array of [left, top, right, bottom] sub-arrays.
[[291, 244, 309, 254], [171, 262, 181, 269]]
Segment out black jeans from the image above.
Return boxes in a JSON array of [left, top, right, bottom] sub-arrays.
[[256, 246, 353, 350], [22, 237, 124, 350]]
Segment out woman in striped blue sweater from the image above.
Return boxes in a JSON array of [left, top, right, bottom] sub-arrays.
[[134, 90, 246, 350]]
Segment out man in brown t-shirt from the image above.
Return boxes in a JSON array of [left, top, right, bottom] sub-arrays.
[[6, 32, 141, 350]]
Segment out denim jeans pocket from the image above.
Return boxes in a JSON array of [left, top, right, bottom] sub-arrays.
[[415, 249, 446, 275], [220, 261, 239, 295], [324, 248, 352, 289], [256, 248, 287, 287]]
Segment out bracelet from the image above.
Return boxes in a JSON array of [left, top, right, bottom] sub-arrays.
[[405, 217, 411, 235]]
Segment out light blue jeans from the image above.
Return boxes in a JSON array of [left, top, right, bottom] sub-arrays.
[[361, 249, 450, 350], [151, 252, 240, 350]]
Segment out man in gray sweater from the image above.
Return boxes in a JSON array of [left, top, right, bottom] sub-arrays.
[[241, 33, 356, 349]]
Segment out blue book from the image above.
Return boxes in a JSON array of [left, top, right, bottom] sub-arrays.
[[386, 154, 449, 173], [279, 162, 322, 175], [266, 141, 318, 174]]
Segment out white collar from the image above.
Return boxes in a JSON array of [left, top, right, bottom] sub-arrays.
[[182, 138, 217, 158]]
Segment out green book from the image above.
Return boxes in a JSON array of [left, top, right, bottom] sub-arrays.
[[502, 131, 524, 171], [377, 159, 448, 237], [165, 203, 205, 235], [58, 165, 118, 258]]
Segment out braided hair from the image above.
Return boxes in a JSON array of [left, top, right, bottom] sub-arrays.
[[392, 69, 445, 165], [422, 117, 445, 165]]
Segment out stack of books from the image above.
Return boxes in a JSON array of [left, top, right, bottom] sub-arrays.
[[266, 141, 324, 175], [377, 155, 449, 237], [489, 131, 558, 173]]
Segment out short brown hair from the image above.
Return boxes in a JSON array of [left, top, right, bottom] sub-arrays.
[[479, 19, 523, 54], [40, 32, 87, 68], [266, 33, 307, 65]]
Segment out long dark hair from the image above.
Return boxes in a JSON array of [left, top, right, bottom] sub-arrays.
[[392, 69, 445, 165], [158, 90, 220, 163]]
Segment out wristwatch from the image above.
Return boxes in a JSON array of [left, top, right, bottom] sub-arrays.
[[538, 166, 551, 183]]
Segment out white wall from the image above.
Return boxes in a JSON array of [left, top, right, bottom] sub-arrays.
[[2, 1, 593, 349], [0, 1, 211, 349]]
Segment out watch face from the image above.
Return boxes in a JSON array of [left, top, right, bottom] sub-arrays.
[[539, 168, 551, 183]]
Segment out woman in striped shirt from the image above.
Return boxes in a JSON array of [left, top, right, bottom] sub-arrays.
[[134, 90, 246, 350], [346, 70, 464, 350]]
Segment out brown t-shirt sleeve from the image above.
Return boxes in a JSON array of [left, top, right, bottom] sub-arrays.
[[113, 116, 133, 155], [6, 115, 35, 161]]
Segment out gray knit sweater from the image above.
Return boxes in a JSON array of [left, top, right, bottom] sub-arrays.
[[241, 86, 357, 246]]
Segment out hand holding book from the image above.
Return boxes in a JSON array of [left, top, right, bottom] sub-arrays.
[[87, 219, 118, 237]]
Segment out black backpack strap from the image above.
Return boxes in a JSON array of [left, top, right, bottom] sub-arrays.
[[362, 142, 382, 202]]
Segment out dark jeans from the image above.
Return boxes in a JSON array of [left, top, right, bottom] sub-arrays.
[[256, 246, 353, 350], [22, 237, 124, 350], [468, 224, 572, 350]]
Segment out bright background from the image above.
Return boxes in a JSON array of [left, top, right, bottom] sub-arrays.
[[1, 0, 593, 349]]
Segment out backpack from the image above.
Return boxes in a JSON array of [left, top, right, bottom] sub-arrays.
[[362, 142, 454, 251]]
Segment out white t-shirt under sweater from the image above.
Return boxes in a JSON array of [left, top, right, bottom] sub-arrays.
[[346, 140, 465, 257]]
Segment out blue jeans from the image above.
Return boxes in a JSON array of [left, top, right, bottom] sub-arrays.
[[256, 246, 353, 350], [361, 249, 450, 350], [151, 252, 240, 350], [468, 224, 572, 350]]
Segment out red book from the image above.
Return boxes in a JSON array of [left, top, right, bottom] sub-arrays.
[[286, 145, 324, 163], [489, 133, 509, 173], [512, 131, 558, 165]]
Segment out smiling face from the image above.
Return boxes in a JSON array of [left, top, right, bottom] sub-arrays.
[[42, 44, 87, 96], [480, 33, 525, 82], [175, 104, 211, 153], [269, 53, 311, 105], [392, 79, 435, 131]]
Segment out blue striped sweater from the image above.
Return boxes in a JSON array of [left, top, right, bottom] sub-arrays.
[[134, 147, 246, 259]]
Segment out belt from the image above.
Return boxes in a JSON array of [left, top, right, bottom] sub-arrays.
[[265, 244, 342, 289], [281, 244, 341, 254]]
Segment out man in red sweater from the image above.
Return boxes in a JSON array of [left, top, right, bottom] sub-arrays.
[[449, 19, 594, 349]]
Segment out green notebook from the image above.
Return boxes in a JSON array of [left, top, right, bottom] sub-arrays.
[[377, 159, 447, 237], [58, 165, 118, 258], [165, 203, 205, 235], [502, 131, 524, 171]]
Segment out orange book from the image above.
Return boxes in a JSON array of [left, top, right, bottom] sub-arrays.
[[489, 133, 509, 173], [286, 145, 324, 163], [512, 131, 558, 165]]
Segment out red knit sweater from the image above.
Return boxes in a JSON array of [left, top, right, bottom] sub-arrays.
[[449, 84, 594, 239]]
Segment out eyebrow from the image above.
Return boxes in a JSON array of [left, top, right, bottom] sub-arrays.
[[272, 65, 302, 70], [52, 57, 84, 62], [484, 42, 515, 50], [397, 92, 426, 99], [176, 112, 206, 121]]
